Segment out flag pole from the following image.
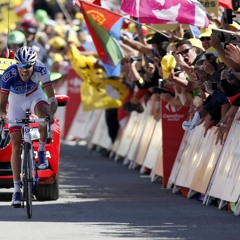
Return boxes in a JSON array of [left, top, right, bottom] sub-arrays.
[[73, 0, 170, 38], [123, 16, 170, 38], [209, 27, 238, 35]]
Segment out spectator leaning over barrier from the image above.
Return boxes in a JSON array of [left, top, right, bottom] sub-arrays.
[[174, 39, 204, 83], [213, 68, 240, 145], [182, 43, 235, 131], [174, 39, 206, 114], [161, 55, 194, 108], [121, 31, 169, 60], [120, 31, 170, 113], [198, 27, 212, 51], [182, 26, 240, 143]]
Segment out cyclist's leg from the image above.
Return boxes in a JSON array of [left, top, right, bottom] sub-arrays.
[[8, 94, 26, 206], [31, 91, 50, 169]]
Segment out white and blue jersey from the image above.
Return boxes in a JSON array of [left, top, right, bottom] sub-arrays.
[[0, 61, 52, 128], [1, 61, 52, 96]]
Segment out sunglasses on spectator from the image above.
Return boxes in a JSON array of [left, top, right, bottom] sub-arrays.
[[17, 64, 33, 69], [200, 37, 211, 41], [176, 47, 192, 55]]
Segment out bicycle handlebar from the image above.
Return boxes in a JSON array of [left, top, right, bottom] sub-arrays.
[[4, 118, 46, 124], [0, 117, 51, 140]]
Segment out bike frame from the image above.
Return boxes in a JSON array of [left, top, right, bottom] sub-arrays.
[[21, 122, 37, 218]]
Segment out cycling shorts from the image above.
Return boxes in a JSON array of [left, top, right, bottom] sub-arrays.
[[8, 87, 48, 131]]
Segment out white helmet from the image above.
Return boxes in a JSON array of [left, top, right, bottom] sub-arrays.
[[14, 46, 37, 65]]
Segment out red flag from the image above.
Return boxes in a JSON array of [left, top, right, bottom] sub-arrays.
[[74, 0, 101, 6], [76, 1, 124, 77], [218, 0, 233, 10]]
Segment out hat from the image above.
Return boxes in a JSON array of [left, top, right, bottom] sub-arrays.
[[147, 32, 169, 44], [49, 36, 66, 49], [8, 30, 26, 45], [205, 47, 219, 57], [198, 28, 212, 38], [53, 25, 67, 37], [52, 53, 64, 63], [34, 9, 49, 24], [20, 19, 38, 34], [229, 22, 240, 31], [161, 54, 176, 79], [189, 38, 204, 51]]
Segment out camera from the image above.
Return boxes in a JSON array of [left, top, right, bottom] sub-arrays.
[[158, 78, 165, 88], [153, 86, 175, 96], [212, 29, 225, 42], [227, 69, 239, 81], [130, 56, 142, 63]]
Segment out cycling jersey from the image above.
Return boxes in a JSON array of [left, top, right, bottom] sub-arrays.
[[1, 61, 52, 130], [1, 61, 52, 96]]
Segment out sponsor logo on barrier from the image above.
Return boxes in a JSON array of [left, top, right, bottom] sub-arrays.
[[163, 103, 185, 121], [163, 113, 185, 121]]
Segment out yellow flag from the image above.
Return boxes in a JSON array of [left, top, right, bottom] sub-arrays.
[[67, 45, 129, 110], [80, 80, 129, 111]]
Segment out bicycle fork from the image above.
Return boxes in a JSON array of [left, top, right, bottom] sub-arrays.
[[20, 128, 39, 206]]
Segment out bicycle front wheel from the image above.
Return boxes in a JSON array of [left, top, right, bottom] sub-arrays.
[[23, 143, 33, 219]]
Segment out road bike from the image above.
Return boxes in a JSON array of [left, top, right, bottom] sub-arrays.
[[0, 110, 51, 218]]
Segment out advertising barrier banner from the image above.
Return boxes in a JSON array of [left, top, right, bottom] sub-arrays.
[[161, 99, 189, 187]]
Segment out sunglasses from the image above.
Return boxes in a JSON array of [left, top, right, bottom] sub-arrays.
[[200, 37, 211, 41], [17, 64, 33, 69], [176, 48, 192, 56]]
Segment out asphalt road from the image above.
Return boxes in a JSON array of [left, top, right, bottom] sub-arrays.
[[0, 142, 240, 240]]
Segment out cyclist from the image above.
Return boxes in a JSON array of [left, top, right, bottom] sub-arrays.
[[0, 46, 58, 207]]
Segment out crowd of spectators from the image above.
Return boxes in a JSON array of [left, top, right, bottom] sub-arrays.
[[1, 1, 240, 145], [119, 8, 240, 145]]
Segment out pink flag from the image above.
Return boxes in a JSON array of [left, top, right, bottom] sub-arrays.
[[121, 0, 209, 28], [120, 0, 139, 18]]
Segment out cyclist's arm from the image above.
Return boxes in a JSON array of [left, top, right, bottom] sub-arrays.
[[44, 85, 58, 116]]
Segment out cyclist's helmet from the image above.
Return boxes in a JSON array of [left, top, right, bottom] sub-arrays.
[[8, 30, 26, 47], [14, 46, 38, 65]]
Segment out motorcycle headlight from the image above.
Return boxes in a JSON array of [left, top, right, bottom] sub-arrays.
[[30, 128, 40, 140]]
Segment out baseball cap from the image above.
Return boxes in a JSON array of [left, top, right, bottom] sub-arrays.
[[189, 38, 205, 51], [161, 54, 176, 79], [198, 28, 212, 38], [34, 9, 49, 24], [205, 47, 219, 57], [147, 32, 169, 44], [52, 53, 64, 63], [49, 36, 66, 49]]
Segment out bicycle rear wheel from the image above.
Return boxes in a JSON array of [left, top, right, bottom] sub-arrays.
[[23, 143, 33, 219]]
